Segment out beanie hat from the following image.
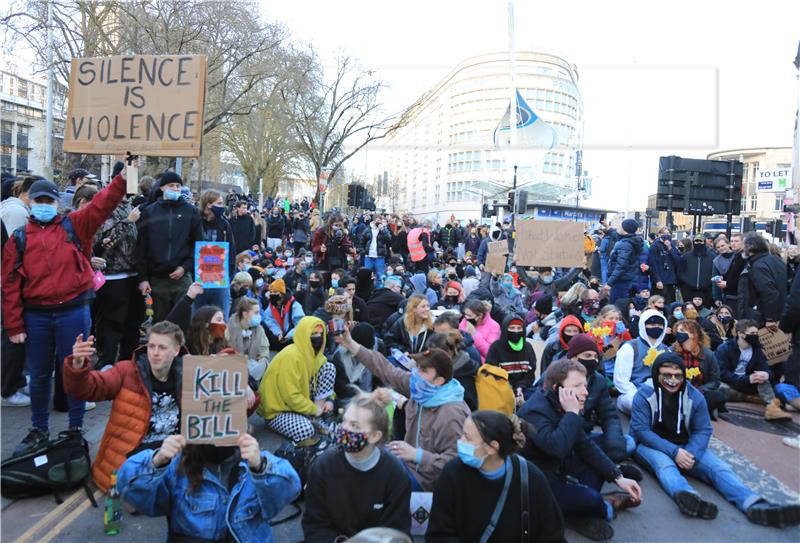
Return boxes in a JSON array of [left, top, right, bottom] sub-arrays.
[[465, 265, 476, 278], [567, 333, 600, 359], [269, 278, 286, 294], [508, 317, 524, 328], [160, 171, 183, 186], [446, 281, 463, 292], [535, 295, 553, 315], [350, 322, 376, 349], [621, 218, 639, 234], [325, 295, 351, 316]]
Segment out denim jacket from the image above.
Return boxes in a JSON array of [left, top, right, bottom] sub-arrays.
[[118, 448, 301, 543]]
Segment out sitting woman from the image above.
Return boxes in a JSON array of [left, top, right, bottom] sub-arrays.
[[459, 299, 501, 363], [588, 305, 632, 378], [426, 411, 565, 543], [230, 271, 256, 316], [263, 278, 305, 352], [432, 281, 465, 312], [485, 315, 538, 400], [335, 328, 470, 492], [118, 433, 300, 542], [302, 389, 412, 542], [539, 315, 583, 375], [226, 297, 271, 382], [427, 331, 480, 411], [258, 317, 337, 445], [706, 305, 736, 350], [671, 318, 725, 416], [331, 322, 384, 408], [298, 271, 327, 315], [384, 294, 433, 354]]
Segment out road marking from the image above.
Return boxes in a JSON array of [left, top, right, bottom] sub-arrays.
[[14, 488, 101, 543], [35, 490, 102, 543]]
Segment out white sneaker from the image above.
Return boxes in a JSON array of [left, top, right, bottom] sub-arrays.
[[782, 435, 800, 449], [84, 401, 96, 411], [1, 391, 31, 407]]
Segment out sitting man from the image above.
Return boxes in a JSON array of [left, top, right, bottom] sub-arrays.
[[715, 319, 792, 421], [631, 351, 800, 527], [614, 308, 669, 413]]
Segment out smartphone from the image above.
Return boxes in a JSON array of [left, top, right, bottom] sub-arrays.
[[327, 318, 346, 336], [711, 275, 723, 282]]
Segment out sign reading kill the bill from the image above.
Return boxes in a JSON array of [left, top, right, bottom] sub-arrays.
[[181, 355, 247, 445], [514, 220, 585, 268], [64, 55, 207, 156]]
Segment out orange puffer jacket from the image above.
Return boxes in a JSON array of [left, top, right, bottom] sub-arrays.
[[63, 351, 184, 491]]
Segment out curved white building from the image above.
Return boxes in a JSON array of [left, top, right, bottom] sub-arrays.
[[380, 51, 584, 222]]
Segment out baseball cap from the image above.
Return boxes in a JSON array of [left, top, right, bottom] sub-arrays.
[[68, 168, 96, 181], [28, 179, 60, 201]]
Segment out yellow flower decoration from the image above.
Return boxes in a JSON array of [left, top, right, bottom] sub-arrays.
[[685, 367, 702, 380], [584, 322, 591, 332], [643, 347, 664, 367]]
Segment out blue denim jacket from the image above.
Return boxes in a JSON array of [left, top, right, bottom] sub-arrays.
[[118, 448, 301, 543]]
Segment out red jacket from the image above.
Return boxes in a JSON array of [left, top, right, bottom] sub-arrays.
[[2, 174, 126, 335]]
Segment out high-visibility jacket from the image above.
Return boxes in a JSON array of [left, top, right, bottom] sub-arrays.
[[408, 227, 428, 262]]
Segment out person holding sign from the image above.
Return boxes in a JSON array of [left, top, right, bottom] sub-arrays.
[[194, 189, 236, 317], [117, 432, 301, 542]]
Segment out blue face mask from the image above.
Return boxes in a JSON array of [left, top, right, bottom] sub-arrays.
[[409, 368, 440, 405], [615, 321, 626, 335], [255, 278, 264, 289], [164, 189, 181, 201], [673, 311, 684, 320], [331, 279, 339, 288], [250, 314, 262, 328], [502, 281, 514, 292], [31, 203, 58, 223], [541, 276, 554, 285], [457, 440, 486, 469]]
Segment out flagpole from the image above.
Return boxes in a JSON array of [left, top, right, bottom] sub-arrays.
[[507, 0, 517, 229]]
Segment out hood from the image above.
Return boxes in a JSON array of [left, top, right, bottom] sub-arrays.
[[621, 233, 645, 254], [649, 350, 689, 436], [650, 350, 686, 385], [460, 330, 475, 349], [637, 308, 668, 346], [452, 350, 479, 377], [290, 316, 328, 378], [559, 315, 583, 350], [410, 273, 428, 294], [499, 313, 526, 344]]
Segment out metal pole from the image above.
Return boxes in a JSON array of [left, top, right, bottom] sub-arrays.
[[507, 0, 517, 149], [44, 0, 53, 176], [511, 165, 518, 229], [175, 157, 183, 178]]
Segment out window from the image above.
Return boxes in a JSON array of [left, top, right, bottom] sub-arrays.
[[1, 121, 12, 146], [17, 125, 29, 149], [17, 79, 28, 99], [16, 148, 28, 171], [751, 162, 759, 180], [749, 194, 757, 211], [775, 196, 783, 212]]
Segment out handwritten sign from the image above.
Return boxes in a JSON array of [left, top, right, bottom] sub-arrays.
[[515, 220, 585, 268], [181, 355, 248, 445], [758, 328, 792, 366], [64, 55, 206, 156], [195, 242, 229, 288], [488, 240, 509, 256]]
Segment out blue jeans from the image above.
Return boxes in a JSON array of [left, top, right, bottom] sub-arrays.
[[24, 304, 91, 431], [609, 280, 632, 304], [589, 432, 636, 459], [194, 287, 231, 318], [363, 256, 386, 288], [634, 445, 760, 512], [546, 455, 608, 518], [401, 460, 424, 491]]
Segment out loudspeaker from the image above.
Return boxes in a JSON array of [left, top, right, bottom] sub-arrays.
[[656, 156, 743, 216]]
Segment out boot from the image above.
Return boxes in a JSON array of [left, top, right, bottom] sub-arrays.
[[764, 399, 792, 422], [568, 517, 614, 541], [603, 491, 641, 515], [675, 491, 718, 520], [746, 501, 800, 528]]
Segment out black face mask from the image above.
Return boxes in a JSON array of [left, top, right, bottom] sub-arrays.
[[578, 357, 599, 374], [507, 330, 524, 343], [270, 294, 282, 305], [310, 334, 324, 352], [466, 317, 478, 326], [309, 280, 321, 288], [646, 326, 664, 339], [445, 295, 459, 304], [744, 334, 760, 348]]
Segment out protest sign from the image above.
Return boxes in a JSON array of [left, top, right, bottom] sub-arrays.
[[195, 242, 229, 288], [514, 220, 585, 268], [181, 355, 247, 445], [485, 252, 507, 275], [758, 328, 792, 366], [487, 240, 508, 256], [64, 55, 206, 156]]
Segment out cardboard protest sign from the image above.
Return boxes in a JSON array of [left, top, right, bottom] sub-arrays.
[[195, 242, 229, 288], [515, 220, 585, 268], [64, 55, 206, 156], [181, 355, 248, 445], [487, 240, 509, 256], [602, 337, 622, 361], [485, 251, 507, 275], [758, 328, 792, 366]]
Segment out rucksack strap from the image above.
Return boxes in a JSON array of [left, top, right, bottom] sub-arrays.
[[12, 216, 84, 272], [518, 455, 530, 543], [479, 456, 514, 543]]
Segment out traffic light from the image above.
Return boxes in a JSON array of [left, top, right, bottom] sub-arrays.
[[516, 190, 528, 214], [482, 203, 491, 218], [347, 185, 356, 207], [784, 204, 800, 213], [507, 191, 515, 210]]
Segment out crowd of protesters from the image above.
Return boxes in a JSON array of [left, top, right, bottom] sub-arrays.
[[2, 165, 800, 542]]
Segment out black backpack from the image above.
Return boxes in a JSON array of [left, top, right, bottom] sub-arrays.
[[1, 430, 97, 506], [273, 436, 334, 500]]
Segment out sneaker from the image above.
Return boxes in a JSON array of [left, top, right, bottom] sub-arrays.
[[13, 427, 49, 456], [568, 516, 614, 541], [1, 391, 31, 407], [675, 490, 718, 520], [746, 501, 800, 528], [619, 463, 643, 482], [782, 435, 800, 449], [84, 401, 96, 411]]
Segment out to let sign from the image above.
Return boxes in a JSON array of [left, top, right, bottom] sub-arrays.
[[755, 168, 792, 192], [64, 54, 207, 157], [181, 355, 248, 445]]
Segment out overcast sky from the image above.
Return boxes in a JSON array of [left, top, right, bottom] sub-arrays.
[[262, 0, 799, 213]]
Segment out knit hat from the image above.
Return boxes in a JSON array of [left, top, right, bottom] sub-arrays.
[[693, 234, 704, 242], [621, 218, 639, 234], [160, 170, 183, 186], [535, 295, 553, 315], [567, 333, 600, 359], [269, 278, 286, 294], [350, 322, 376, 349], [446, 281, 463, 292], [508, 317, 524, 328], [465, 265, 476, 278], [325, 295, 351, 316]]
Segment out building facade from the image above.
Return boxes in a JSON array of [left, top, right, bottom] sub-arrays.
[[379, 51, 584, 223]]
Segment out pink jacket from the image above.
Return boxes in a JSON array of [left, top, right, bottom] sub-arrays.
[[460, 314, 501, 362]]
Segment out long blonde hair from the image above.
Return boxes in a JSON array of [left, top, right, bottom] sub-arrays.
[[404, 294, 433, 333]]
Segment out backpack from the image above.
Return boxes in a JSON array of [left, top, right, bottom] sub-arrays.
[[1, 430, 97, 506], [475, 364, 516, 415], [12, 216, 84, 272], [273, 435, 334, 500]]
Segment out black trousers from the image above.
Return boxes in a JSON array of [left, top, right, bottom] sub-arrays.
[[1, 328, 26, 397], [680, 286, 712, 308], [94, 277, 142, 366], [654, 283, 677, 305]]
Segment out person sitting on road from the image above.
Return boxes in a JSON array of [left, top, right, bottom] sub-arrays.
[[459, 299, 500, 363], [426, 411, 565, 543], [117, 433, 301, 542], [614, 308, 669, 414], [263, 278, 305, 352], [226, 297, 271, 383], [540, 315, 583, 376], [385, 294, 433, 354], [518, 359, 642, 542], [715, 319, 792, 421], [427, 331, 480, 412], [630, 351, 800, 528], [671, 319, 726, 417], [432, 280, 465, 312], [485, 315, 538, 401], [302, 389, 412, 542], [335, 327, 470, 492]]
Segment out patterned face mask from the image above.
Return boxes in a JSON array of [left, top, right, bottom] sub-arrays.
[[335, 426, 369, 453]]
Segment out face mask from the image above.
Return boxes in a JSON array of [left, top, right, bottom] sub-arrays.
[[409, 367, 440, 404], [335, 426, 369, 453], [465, 317, 478, 327], [31, 203, 58, 223], [578, 356, 599, 374], [310, 334, 324, 352], [744, 333, 760, 348], [249, 314, 262, 328], [660, 375, 683, 388], [673, 310, 684, 320], [265, 268, 275, 275], [507, 330, 524, 344], [305, 256, 313, 265], [615, 321, 626, 335], [675, 331, 690, 344], [718, 315, 732, 323], [582, 299, 600, 316], [211, 205, 225, 218], [661, 234, 671, 241], [396, 269, 405, 275], [242, 263, 252, 272], [164, 189, 181, 201], [684, 307, 698, 320], [510, 267, 517, 274], [269, 294, 282, 304], [209, 322, 226, 339], [589, 281, 600, 289], [385, 270, 394, 277], [541, 276, 554, 285], [646, 326, 664, 339], [255, 278, 264, 288], [331, 279, 339, 288], [309, 280, 321, 288], [446, 295, 459, 304], [284, 251, 293, 258], [457, 440, 486, 470]]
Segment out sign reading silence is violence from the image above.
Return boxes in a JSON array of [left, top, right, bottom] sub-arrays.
[[63, 54, 207, 157]]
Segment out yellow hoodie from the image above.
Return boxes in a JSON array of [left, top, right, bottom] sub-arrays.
[[258, 316, 327, 420]]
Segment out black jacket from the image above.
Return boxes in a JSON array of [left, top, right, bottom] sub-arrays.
[[229, 214, 256, 254], [715, 337, 771, 391], [722, 252, 747, 296], [780, 265, 800, 339], [578, 368, 628, 463], [484, 315, 537, 392], [351, 295, 369, 323], [266, 214, 285, 239], [518, 388, 620, 483], [384, 317, 431, 354], [358, 226, 393, 258], [135, 198, 203, 280], [738, 252, 787, 325], [298, 287, 326, 316], [365, 287, 405, 333], [677, 247, 714, 290]]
